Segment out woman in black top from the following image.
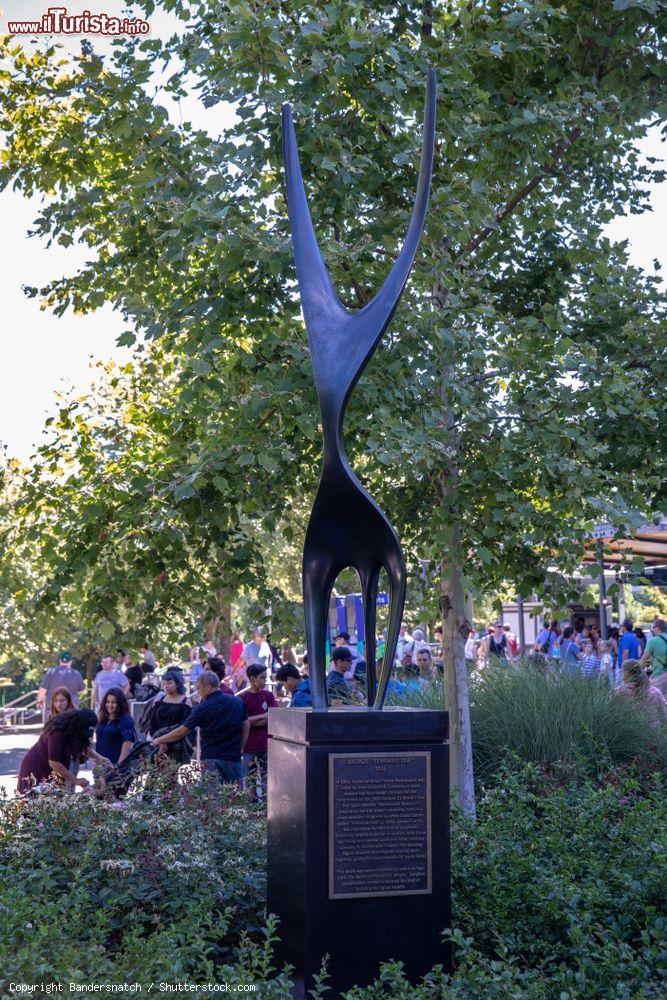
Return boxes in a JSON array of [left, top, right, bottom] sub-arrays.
[[140, 669, 192, 763]]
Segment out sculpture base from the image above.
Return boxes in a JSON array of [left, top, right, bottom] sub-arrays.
[[267, 707, 450, 998]]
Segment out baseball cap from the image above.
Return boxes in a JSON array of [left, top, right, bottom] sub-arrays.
[[59, 652, 73, 663]]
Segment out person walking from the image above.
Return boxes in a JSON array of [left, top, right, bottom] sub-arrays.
[[141, 643, 158, 670], [482, 623, 509, 666], [641, 618, 667, 696], [558, 626, 581, 674], [534, 620, 558, 658], [617, 620, 640, 673], [580, 640, 600, 678], [150, 671, 249, 785], [36, 653, 85, 718], [237, 664, 277, 797], [598, 640, 615, 687], [241, 627, 271, 668], [230, 633, 244, 669], [503, 624, 519, 662]]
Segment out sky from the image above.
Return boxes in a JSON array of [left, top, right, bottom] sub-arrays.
[[1, 4, 665, 461]]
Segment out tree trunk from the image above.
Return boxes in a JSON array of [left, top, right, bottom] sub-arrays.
[[440, 527, 476, 818], [435, 340, 476, 816], [86, 647, 97, 703], [206, 589, 232, 661]]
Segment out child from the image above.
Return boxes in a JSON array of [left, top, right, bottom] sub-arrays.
[[580, 640, 600, 678], [237, 664, 277, 798], [598, 640, 615, 687]]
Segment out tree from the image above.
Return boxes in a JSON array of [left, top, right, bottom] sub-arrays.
[[2, 0, 665, 811], [1, 344, 317, 662]]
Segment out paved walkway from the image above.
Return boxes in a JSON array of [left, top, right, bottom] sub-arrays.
[[0, 724, 92, 798], [0, 724, 40, 797]]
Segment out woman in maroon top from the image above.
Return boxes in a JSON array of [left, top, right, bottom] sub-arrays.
[[17, 708, 101, 794]]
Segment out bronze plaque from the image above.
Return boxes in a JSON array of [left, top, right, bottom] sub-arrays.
[[328, 751, 432, 899]]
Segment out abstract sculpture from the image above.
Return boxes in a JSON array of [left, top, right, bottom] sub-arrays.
[[282, 70, 436, 709]]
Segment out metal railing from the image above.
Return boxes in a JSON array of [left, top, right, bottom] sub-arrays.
[[0, 690, 42, 727]]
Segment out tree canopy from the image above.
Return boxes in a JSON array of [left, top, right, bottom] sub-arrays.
[[1, 0, 665, 800]]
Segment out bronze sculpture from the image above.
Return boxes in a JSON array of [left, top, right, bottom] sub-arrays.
[[282, 70, 436, 709]]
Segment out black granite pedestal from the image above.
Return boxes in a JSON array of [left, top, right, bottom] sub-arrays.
[[267, 707, 450, 998]]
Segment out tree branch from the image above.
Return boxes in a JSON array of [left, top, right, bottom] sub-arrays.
[[455, 124, 584, 262], [447, 34, 650, 271], [464, 369, 501, 386]]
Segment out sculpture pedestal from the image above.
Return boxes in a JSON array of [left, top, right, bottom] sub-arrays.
[[267, 707, 450, 998]]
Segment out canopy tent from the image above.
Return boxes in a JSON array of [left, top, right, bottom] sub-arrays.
[[583, 517, 667, 568], [578, 517, 667, 640]]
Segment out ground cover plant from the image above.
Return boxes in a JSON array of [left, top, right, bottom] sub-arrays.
[[1, 760, 664, 997]]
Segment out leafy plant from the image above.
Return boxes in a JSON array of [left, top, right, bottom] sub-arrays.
[[2, 762, 665, 997], [0, 770, 266, 986]]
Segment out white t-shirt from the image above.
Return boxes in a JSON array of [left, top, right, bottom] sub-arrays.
[[396, 634, 414, 664], [95, 668, 128, 704]]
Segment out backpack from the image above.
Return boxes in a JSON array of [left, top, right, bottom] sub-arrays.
[[138, 692, 165, 735]]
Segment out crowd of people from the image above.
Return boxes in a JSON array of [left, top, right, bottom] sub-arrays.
[[465, 616, 667, 719], [531, 616, 667, 698], [16, 615, 666, 796]]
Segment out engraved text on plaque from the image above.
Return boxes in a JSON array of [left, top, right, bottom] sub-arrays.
[[328, 751, 432, 899]]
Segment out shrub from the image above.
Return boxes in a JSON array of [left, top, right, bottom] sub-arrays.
[[0, 768, 266, 988], [469, 666, 667, 780], [1, 761, 665, 997], [450, 763, 666, 994], [342, 765, 667, 998]]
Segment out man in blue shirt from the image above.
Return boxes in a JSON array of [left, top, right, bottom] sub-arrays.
[[276, 664, 312, 707], [617, 619, 640, 668], [327, 648, 353, 703], [151, 670, 249, 784]]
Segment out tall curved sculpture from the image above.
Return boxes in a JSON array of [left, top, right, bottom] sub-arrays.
[[282, 70, 436, 709]]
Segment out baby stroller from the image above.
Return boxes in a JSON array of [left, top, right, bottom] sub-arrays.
[[101, 739, 160, 798]]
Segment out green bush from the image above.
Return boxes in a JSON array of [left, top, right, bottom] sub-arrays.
[[0, 769, 266, 988], [344, 765, 666, 999], [469, 666, 667, 780], [2, 763, 665, 997]]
